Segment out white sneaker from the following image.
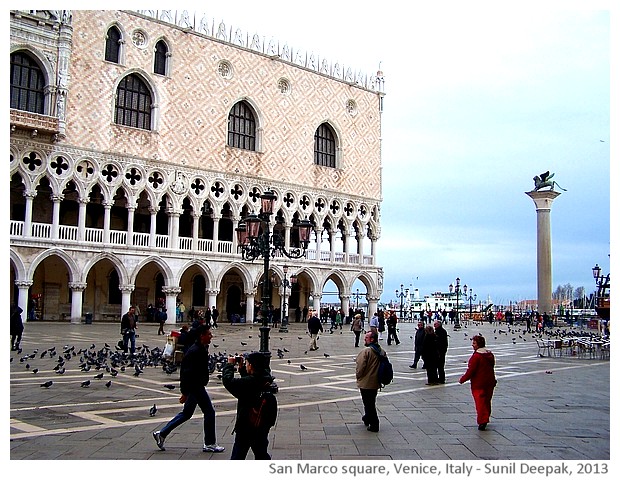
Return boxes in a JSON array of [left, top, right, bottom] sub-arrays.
[[152, 431, 165, 451], [203, 443, 225, 453]]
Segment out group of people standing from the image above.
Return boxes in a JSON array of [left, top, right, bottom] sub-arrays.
[[410, 320, 449, 385]]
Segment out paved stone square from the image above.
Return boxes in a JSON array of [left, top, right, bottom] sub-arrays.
[[10, 319, 610, 462]]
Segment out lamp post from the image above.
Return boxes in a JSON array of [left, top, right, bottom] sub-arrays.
[[236, 189, 312, 362], [448, 278, 465, 330], [395, 284, 408, 320], [465, 287, 477, 322], [354, 288, 361, 310], [272, 265, 297, 333], [592, 263, 611, 322]]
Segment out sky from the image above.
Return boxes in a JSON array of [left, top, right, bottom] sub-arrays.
[[178, 0, 612, 308], [9, 0, 613, 309]]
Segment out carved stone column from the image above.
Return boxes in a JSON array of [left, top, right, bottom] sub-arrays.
[[367, 295, 381, 320], [23, 191, 35, 237], [340, 294, 351, 323], [245, 292, 256, 325], [15, 280, 33, 323], [68, 282, 87, 324], [119, 284, 135, 318], [162, 286, 182, 324]]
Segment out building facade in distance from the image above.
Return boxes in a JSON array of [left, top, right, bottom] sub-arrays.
[[9, 9, 384, 325]]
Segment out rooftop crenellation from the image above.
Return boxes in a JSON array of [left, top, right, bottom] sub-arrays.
[[133, 8, 385, 93]]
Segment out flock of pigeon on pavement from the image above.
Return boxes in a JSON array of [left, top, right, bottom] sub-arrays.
[[11, 321, 602, 417]]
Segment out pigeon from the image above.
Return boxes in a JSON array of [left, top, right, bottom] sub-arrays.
[[240, 342, 247, 346], [287, 360, 291, 364], [32, 368, 39, 374], [300, 364, 307, 370], [323, 353, 330, 357], [56, 368, 65, 375], [105, 380, 112, 388], [81, 380, 91, 387], [94, 372, 104, 380], [149, 404, 157, 416], [163, 384, 176, 390], [40, 380, 53, 388]]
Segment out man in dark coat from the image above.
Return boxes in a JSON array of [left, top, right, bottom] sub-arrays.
[[10, 304, 24, 351], [386, 311, 400, 345], [120, 306, 138, 354], [222, 352, 276, 459], [434, 320, 449, 383], [307, 310, 323, 351], [409, 320, 425, 368], [211, 306, 219, 327], [421, 325, 439, 385], [152, 324, 225, 453]]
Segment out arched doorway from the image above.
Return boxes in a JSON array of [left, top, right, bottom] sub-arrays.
[[226, 285, 242, 321]]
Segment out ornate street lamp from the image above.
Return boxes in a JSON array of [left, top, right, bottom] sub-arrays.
[[236, 189, 312, 362], [465, 287, 477, 321], [592, 263, 610, 321], [448, 277, 464, 330], [353, 288, 361, 310], [395, 284, 408, 320]]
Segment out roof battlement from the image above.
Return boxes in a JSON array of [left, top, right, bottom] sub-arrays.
[[132, 8, 385, 94]]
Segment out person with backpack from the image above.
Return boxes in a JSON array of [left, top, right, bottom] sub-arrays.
[[355, 330, 386, 432], [222, 352, 277, 459]]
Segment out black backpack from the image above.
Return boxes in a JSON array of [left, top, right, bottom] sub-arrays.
[[248, 388, 278, 430], [373, 348, 393, 389]]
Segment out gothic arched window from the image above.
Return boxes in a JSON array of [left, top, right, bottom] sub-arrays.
[[227, 101, 256, 151], [105, 25, 122, 63], [153, 40, 168, 75], [314, 123, 336, 168], [10, 51, 45, 114], [114, 74, 152, 130]]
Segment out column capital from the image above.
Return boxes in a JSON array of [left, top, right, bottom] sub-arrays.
[[15, 280, 33, 288], [119, 284, 135, 293], [525, 190, 561, 210], [68, 282, 87, 291], [206, 289, 220, 295], [162, 286, 182, 295]]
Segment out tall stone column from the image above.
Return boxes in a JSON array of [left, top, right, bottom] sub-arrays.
[[163, 286, 181, 324], [68, 282, 87, 324], [526, 190, 561, 317]]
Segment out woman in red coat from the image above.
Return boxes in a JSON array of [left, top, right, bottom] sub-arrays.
[[459, 335, 497, 430]]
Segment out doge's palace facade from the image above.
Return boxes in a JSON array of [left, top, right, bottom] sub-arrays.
[[9, 9, 384, 325]]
